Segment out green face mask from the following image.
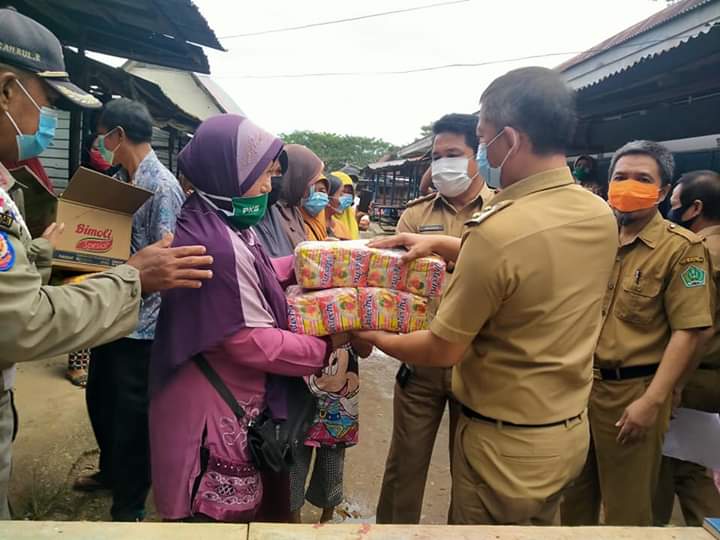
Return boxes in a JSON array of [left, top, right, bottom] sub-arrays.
[[573, 167, 589, 181], [197, 189, 268, 229]]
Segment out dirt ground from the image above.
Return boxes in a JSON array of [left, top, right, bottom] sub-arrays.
[[8, 351, 453, 523], [7, 344, 686, 525]]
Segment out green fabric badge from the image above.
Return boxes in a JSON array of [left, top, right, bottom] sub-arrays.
[[681, 265, 706, 288]]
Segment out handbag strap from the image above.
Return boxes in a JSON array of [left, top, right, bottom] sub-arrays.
[[192, 354, 245, 421]]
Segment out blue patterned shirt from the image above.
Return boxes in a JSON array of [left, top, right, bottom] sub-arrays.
[[123, 150, 184, 340]]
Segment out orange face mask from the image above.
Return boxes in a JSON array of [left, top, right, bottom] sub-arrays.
[[608, 179, 660, 212]]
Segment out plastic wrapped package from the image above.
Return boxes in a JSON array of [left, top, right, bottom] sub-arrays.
[[295, 241, 370, 289], [294, 240, 445, 297], [287, 286, 362, 336], [286, 286, 429, 336], [358, 288, 429, 333]]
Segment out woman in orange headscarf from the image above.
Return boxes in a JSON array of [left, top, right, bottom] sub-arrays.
[[276, 144, 329, 242]]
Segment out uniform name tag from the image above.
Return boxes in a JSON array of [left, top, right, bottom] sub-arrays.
[[682, 265, 706, 288], [419, 224, 444, 233], [680, 256, 704, 265]]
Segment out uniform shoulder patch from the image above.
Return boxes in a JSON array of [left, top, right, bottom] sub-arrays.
[[667, 222, 702, 244], [0, 231, 16, 272], [0, 210, 14, 231], [681, 265, 706, 288], [405, 193, 437, 208], [466, 200, 514, 227]]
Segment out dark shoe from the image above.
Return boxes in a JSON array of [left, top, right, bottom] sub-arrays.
[[73, 471, 110, 492]]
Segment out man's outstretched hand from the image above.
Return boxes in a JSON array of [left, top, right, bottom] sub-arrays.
[[127, 234, 213, 294]]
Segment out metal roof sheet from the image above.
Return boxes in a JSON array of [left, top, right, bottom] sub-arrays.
[[558, 0, 711, 72], [559, 0, 719, 90], [13, 0, 223, 74]]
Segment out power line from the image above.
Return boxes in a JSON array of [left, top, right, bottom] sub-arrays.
[[213, 30, 713, 80], [218, 0, 470, 39]]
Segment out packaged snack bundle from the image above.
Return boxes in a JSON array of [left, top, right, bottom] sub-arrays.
[[357, 288, 429, 333], [366, 251, 407, 291], [403, 256, 446, 298], [295, 241, 370, 289], [287, 286, 361, 337], [295, 240, 446, 297]]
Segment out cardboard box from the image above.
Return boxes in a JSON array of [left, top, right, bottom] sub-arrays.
[[51, 167, 152, 272]]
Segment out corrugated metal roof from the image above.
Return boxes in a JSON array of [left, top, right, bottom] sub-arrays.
[[558, 0, 711, 72], [123, 61, 244, 120], [365, 156, 426, 171], [13, 0, 223, 74], [559, 0, 720, 90]]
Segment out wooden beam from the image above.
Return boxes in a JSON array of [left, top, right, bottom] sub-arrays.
[[248, 523, 713, 539]]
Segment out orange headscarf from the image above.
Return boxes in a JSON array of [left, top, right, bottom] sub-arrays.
[[301, 176, 330, 241]]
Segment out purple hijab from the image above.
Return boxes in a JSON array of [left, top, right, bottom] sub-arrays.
[[151, 115, 286, 398]]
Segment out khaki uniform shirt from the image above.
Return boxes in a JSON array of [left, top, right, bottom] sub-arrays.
[[0, 182, 142, 391], [694, 225, 720, 368], [431, 167, 618, 424], [595, 212, 715, 368], [397, 182, 494, 320], [396, 182, 495, 237]]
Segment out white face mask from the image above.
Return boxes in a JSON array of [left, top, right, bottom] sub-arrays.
[[431, 157, 477, 198]]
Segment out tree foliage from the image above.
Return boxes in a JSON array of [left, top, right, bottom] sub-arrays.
[[279, 130, 397, 172]]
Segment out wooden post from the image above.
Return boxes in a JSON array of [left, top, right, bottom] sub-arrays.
[[68, 49, 87, 177], [390, 170, 397, 205]]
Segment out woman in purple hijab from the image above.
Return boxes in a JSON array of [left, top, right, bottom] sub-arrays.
[[149, 115, 346, 522]]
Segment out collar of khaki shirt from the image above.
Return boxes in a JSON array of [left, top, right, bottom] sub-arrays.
[[491, 167, 574, 205], [699, 224, 720, 240], [623, 210, 665, 249]]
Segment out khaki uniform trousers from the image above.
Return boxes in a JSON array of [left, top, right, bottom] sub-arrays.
[[653, 367, 720, 526], [376, 365, 460, 524], [0, 390, 17, 520], [654, 457, 720, 526], [681, 367, 720, 413], [561, 376, 672, 526], [450, 411, 588, 525]]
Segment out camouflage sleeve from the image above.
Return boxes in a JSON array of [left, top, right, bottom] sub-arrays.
[[0, 221, 141, 367]]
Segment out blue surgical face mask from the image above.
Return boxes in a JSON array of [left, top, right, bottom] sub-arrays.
[[476, 128, 510, 189], [338, 194, 354, 211], [303, 189, 330, 216], [5, 80, 58, 161]]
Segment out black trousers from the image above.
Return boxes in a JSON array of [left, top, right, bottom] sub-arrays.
[[86, 338, 152, 521]]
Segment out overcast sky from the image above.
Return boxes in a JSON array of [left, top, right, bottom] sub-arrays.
[[182, 1, 664, 145]]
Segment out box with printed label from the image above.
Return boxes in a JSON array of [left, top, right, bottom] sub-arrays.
[[52, 167, 152, 272]]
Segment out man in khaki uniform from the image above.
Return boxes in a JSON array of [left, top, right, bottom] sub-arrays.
[[360, 67, 618, 524], [0, 9, 212, 519], [561, 142, 715, 527], [653, 170, 720, 526], [377, 113, 494, 524]]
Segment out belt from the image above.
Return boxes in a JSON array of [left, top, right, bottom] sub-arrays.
[[461, 405, 582, 429], [698, 363, 720, 370], [593, 363, 659, 381]]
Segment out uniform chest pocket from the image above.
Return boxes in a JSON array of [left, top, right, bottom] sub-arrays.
[[614, 276, 663, 326]]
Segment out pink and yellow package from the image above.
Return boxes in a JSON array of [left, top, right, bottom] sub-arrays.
[[366, 250, 445, 297], [357, 288, 429, 333], [403, 257, 445, 298], [286, 287, 362, 337], [295, 240, 446, 298], [295, 241, 370, 290]]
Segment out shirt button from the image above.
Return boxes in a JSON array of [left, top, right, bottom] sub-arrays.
[[131, 284, 139, 298], [616, 256, 621, 262], [608, 283, 615, 290], [602, 309, 607, 317]]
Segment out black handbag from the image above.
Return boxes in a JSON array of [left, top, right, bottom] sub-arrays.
[[193, 354, 316, 473]]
